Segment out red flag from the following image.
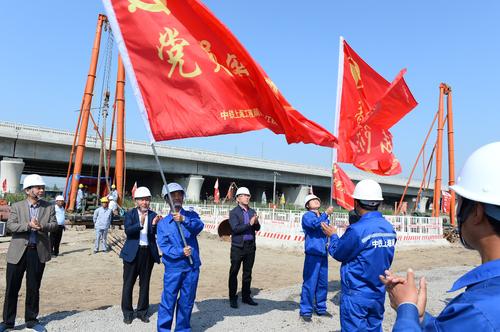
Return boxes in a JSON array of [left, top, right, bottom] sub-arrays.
[[332, 163, 355, 210], [103, 0, 337, 147], [336, 39, 417, 175], [441, 190, 452, 213], [225, 182, 236, 201], [1, 179, 7, 193], [214, 179, 220, 204], [131, 181, 137, 198]]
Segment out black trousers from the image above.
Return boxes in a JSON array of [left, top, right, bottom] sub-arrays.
[[50, 225, 65, 256], [228, 241, 256, 300], [2, 248, 45, 326], [121, 247, 155, 319]]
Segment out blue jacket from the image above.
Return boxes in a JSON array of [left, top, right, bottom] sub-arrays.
[[120, 208, 160, 264], [302, 211, 329, 256], [229, 205, 261, 248], [157, 208, 204, 271], [328, 211, 396, 296], [394, 259, 500, 331]]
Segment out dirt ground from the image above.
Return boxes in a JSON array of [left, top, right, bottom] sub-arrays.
[[0, 228, 480, 316]]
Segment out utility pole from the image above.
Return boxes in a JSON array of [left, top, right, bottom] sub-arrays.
[[272, 171, 280, 207]]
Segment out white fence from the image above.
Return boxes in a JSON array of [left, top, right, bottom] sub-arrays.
[[150, 203, 449, 249]]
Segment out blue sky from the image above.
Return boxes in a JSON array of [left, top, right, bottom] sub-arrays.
[[1, 1, 499, 179]]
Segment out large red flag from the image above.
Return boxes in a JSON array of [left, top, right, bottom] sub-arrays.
[[332, 163, 355, 210], [335, 38, 417, 175], [103, 0, 337, 147]]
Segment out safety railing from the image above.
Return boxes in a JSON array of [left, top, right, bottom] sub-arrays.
[[149, 203, 446, 246]]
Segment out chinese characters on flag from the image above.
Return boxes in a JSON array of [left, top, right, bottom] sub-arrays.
[[332, 163, 355, 210], [336, 39, 417, 175], [103, 0, 337, 147]]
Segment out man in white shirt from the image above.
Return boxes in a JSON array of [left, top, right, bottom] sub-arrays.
[[119, 187, 161, 324], [50, 195, 66, 257], [108, 195, 118, 215]]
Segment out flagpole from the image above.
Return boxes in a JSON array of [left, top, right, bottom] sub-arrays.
[[330, 36, 345, 206], [103, 0, 192, 264], [151, 142, 193, 265]]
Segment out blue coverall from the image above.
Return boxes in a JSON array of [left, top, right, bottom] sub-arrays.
[[157, 208, 204, 332], [393, 258, 500, 331], [299, 210, 330, 317], [328, 211, 396, 332]]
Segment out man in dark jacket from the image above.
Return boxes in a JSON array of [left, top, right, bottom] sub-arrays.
[[228, 187, 261, 308], [120, 186, 161, 325]]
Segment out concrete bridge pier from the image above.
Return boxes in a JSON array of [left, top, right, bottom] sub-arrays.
[[282, 184, 311, 207], [0, 157, 25, 193], [175, 175, 205, 203]]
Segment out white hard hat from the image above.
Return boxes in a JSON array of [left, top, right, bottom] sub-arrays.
[[236, 187, 251, 197], [352, 179, 383, 201], [304, 194, 320, 208], [55, 195, 65, 201], [134, 186, 152, 199], [23, 174, 46, 190], [107, 195, 114, 200], [162, 183, 185, 198], [451, 142, 500, 206]]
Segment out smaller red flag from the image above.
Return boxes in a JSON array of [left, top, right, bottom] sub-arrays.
[[441, 190, 452, 213], [336, 39, 417, 176], [131, 181, 138, 199], [1, 179, 7, 193], [332, 163, 355, 210], [214, 179, 220, 204], [225, 182, 236, 201]]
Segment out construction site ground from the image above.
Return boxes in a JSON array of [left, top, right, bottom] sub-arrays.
[[0, 228, 480, 331]]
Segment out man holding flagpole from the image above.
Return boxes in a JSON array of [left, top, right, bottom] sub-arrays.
[[157, 183, 204, 332]]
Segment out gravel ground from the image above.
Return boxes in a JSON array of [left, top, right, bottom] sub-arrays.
[[9, 265, 471, 331]]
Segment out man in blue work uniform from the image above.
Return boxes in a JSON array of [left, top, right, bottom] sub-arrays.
[[299, 194, 334, 321], [322, 179, 396, 332], [228, 187, 261, 308], [381, 142, 500, 331], [120, 186, 161, 325], [157, 183, 204, 332]]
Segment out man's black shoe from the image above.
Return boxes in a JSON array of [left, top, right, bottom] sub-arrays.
[[230, 298, 238, 308], [0, 323, 14, 332], [123, 317, 133, 325], [242, 297, 258, 306], [300, 315, 312, 322], [138, 316, 150, 323]]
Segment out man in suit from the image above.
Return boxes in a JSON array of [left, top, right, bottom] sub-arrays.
[[120, 186, 161, 325], [228, 187, 261, 309], [0, 174, 58, 331]]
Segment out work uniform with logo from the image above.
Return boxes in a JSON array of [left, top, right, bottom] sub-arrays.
[[299, 210, 330, 317], [328, 211, 396, 332], [157, 208, 204, 332]]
